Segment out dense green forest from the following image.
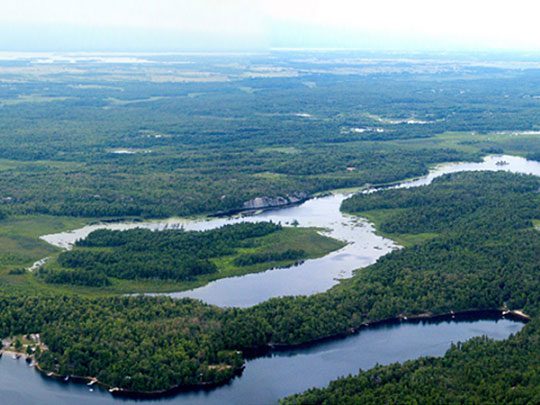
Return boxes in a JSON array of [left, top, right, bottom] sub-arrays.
[[342, 171, 540, 234], [0, 171, 538, 395], [1, 54, 540, 218], [233, 249, 305, 266], [41, 222, 281, 285], [1, 54, 540, 400], [243, 172, 540, 343], [0, 295, 247, 391], [37, 223, 342, 291]]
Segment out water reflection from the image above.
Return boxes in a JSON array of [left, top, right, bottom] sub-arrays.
[[0, 316, 524, 405], [40, 155, 540, 307]]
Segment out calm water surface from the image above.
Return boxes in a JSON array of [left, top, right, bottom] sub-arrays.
[[9, 155, 536, 403], [40, 155, 540, 307], [0, 317, 524, 405]]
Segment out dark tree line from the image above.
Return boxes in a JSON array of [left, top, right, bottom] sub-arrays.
[[0, 171, 536, 396], [233, 249, 305, 266], [41, 222, 281, 285]]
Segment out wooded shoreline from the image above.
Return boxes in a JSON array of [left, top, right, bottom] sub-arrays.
[[11, 308, 527, 399]]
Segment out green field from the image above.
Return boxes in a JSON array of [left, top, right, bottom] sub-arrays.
[[0, 215, 87, 270], [394, 131, 540, 157]]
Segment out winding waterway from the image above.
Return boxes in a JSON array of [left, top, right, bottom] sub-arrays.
[[0, 315, 525, 405], [9, 154, 538, 403], [41, 154, 540, 307]]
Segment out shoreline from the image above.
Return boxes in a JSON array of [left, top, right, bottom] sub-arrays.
[[16, 307, 528, 399], [38, 154, 508, 252], [17, 153, 537, 398], [246, 308, 530, 355]]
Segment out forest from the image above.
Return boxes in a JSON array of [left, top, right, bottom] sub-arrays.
[[0, 171, 538, 396], [38, 222, 342, 291], [1, 55, 540, 219], [0, 54, 539, 400], [42, 222, 282, 285], [233, 249, 305, 266]]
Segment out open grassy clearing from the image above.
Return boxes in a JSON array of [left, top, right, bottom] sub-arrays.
[[393, 131, 540, 156], [0, 215, 88, 270]]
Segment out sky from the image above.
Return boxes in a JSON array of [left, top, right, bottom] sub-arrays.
[[1, 0, 540, 52]]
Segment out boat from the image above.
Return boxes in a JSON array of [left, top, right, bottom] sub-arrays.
[[495, 160, 509, 166]]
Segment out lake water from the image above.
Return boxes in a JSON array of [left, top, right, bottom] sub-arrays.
[[40, 154, 540, 307], [0, 315, 524, 405], [12, 154, 538, 403]]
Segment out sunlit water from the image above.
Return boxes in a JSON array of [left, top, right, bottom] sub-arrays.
[[40, 155, 540, 307]]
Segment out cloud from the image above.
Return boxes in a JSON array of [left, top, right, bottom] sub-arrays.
[[0, 0, 263, 34]]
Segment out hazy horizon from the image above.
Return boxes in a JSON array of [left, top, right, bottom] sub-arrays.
[[2, 0, 540, 53]]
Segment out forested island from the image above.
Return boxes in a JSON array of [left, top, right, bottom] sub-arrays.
[[37, 222, 343, 292], [0, 53, 539, 402]]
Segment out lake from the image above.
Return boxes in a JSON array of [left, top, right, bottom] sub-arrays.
[[40, 154, 540, 307], [14, 154, 538, 403], [0, 315, 524, 405]]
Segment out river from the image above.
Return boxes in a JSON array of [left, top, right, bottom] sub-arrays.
[[11, 154, 539, 403], [41, 154, 540, 307]]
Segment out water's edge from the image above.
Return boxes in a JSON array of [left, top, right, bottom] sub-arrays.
[[21, 309, 528, 400], [20, 154, 539, 400]]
